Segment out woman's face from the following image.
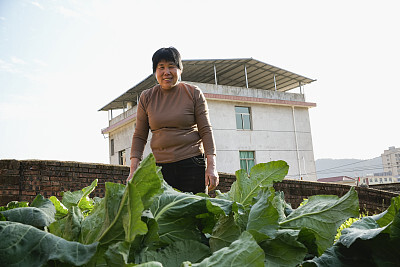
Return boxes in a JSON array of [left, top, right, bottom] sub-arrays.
[[155, 60, 182, 90]]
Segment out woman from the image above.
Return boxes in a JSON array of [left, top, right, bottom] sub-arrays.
[[127, 47, 219, 194]]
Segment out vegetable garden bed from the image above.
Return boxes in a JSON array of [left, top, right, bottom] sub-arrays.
[[1, 154, 399, 266]]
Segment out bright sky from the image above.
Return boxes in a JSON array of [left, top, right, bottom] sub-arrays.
[[1, 0, 399, 164]]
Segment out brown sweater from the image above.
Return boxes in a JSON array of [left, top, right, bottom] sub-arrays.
[[130, 82, 216, 163]]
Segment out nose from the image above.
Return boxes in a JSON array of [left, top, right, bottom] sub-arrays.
[[163, 67, 171, 75]]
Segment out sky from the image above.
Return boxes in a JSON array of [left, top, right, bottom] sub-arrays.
[[0, 0, 399, 164]]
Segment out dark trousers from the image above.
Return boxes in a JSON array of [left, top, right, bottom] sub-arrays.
[[156, 155, 206, 194]]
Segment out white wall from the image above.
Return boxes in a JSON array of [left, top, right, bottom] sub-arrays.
[[207, 99, 317, 180], [106, 84, 317, 180], [109, 121, 135, 165]]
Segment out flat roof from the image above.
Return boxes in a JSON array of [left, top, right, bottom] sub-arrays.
[[99, 58, 316, 111]]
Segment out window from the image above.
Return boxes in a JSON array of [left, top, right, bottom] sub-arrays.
[[240, 151, 255, 173], [235, 106, 251, 130], [118, 150, 126, 165], [110, 139, 115, 156]]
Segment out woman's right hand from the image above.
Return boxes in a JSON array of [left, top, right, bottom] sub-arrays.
[[127, 158, 141, 182]]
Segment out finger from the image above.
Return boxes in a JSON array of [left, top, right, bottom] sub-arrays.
[[208, 179, 216, 191], [205, 176, 210, 187]]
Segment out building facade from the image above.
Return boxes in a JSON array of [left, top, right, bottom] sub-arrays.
[[381, 146, 400, 177], [100, 58, 318, 180], [364, 175, 398, 185]]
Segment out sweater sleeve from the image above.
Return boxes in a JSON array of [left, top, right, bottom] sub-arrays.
[[130, 91, 150, 160], [194, 87, 216, 156]]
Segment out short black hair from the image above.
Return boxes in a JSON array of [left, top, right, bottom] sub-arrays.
[[152, 47, 183, 73]]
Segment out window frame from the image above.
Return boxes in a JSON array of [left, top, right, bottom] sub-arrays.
[[235, 106, 252, 130], [239, 150, 255, 174], [118, 149, 126, 165]]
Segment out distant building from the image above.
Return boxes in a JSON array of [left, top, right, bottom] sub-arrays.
[[381, 146, 400, 177], [100, 58, 318, 180], [364, 174, 398, 185], [356, 147, 400, 186], [317, 176, 356, 186]]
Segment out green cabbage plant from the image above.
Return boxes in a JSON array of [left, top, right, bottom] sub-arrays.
[[1, 153, 399, 266]]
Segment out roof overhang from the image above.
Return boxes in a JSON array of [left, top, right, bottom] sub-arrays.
[[99, 58, 316, 111]]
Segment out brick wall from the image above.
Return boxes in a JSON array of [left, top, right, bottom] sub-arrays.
[[218, 173, 398, 214], [1, 159, 398, 214], [0, 159, 128, 205], [369, 183, 400, 194]]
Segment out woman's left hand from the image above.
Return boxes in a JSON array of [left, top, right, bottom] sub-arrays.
[[205, 155, 219, 191]]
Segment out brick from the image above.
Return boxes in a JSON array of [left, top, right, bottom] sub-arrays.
[[1, 159, 397, 214], [0, 175, 20, 185], [0, 160, 20, 169]]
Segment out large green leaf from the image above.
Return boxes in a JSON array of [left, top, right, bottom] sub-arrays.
[[0, 201, 29, 211], [391, 208, 400, 240], [182, 231, 265, 267], [123, 182, 148, 243], [218, 161, 289, 209], [0, 195, 55, 228], [375, 194, 400, 228], [48, 205, 84, 241], [247, 187, 280, 242], [0, 221, 98, 266], [61, 179, 97, 212], [140, 240, 211, 267], [304, 203, 400, 266], [124, 155, 163, 243], [151, 184, 239, 245], [104, 240, 131, 267], [339, 217, 386, 248], [303, 226, 400, 267], [302, 242, 368, 267], [50, 196, 69, 220], [279, 187, 359, 255], [80, 182, 125, 245], [259, 229, 307, 267], [130, 154, 164, 209], [209, 214, 241, 252], [132, 212, 161, 252], [80, 154, 162, 248], [151, 187, 209, 244]]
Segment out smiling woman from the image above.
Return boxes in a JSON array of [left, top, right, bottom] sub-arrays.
[[127, 47, 219, 194]]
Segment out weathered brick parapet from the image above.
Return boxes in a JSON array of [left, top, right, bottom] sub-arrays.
[[273, 179, 398, 214], [369, 183, 400, 194], [218, 173, 398, 214], [0, 159, 398, 214], [0, 159, 128, 205]]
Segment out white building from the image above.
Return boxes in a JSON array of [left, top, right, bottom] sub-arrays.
[[100, 58, 318, 180], [381, 146, 400, 177], [364, 175, 398, 185]]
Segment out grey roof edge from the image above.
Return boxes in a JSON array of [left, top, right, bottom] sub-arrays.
[[98, 73, 154, 111], [182, 57, 316, 82], [99, 58, 316, 111], [252, 58, 316, 83]]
